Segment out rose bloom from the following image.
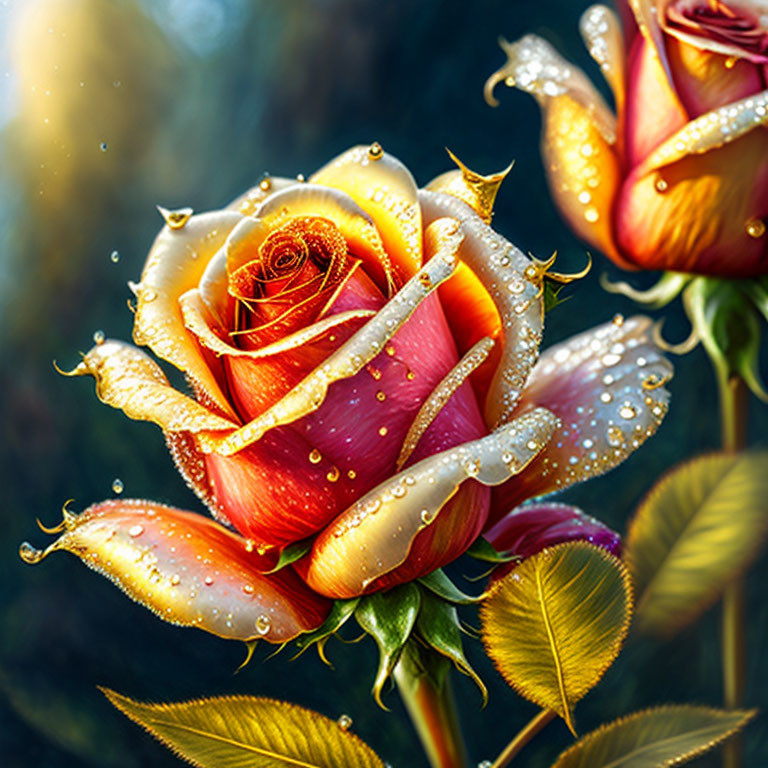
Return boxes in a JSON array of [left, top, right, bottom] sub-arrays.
[[23, 145, 672, 644], [485, 0, 768, 277]]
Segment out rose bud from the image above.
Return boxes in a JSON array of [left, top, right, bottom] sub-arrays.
[[485, 502, 622, 583], [486, 1, 768, 277], [22, 145, 671, 641]]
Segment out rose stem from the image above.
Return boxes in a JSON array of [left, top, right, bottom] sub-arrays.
[[718, 373, 748, 768], [393, 642, 468, 768], [490, 709, 556, 768]]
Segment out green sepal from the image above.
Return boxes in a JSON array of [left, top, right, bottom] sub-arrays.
[[415, 590, 487, 704], [465, 536, 518, 564], [261, 539, 313, 574], [684, 278, 768, 402], [418, 568, 483, 604], [355, 583, 421, 709], [544, 280, 569, 313], [292, 598, 359, 659]]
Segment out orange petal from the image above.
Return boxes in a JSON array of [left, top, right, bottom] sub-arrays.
[[255, 183, 398, 295], [420, 191, 543, 428], [195, 218, 462, 456], [627, 0, 676, 86], [616, 128, 768, 276], [302, 408, 559, 598], [62, 339, 237, 434], [311, 144, 422, 277], [491, 315, 672, 519], [20, 500, 330, 642], [131, 210, 243, 418]]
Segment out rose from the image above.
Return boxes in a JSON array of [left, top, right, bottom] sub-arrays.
[[485, 1, 768, 277], [22, 145, 672, 645]]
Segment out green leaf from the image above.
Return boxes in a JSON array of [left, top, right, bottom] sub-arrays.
[[418, 569, 482, 604], [355, 584, 420, 708], [626, 452, 768, 636], [415, 590, 487, 703], [101, 688, 385, 768], [480, 541, 632, 734], [465, 537, 518, 564], [262, 539, 313, 574], [550, 705, 755, 767]]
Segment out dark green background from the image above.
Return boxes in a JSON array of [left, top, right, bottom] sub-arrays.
[[1, 0, 766, 765]]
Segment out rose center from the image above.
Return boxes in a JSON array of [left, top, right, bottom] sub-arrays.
[[228, 216, 351, 343]]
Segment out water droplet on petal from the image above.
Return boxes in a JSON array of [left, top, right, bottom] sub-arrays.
[[308, 448, 322, 464], [128, 524, 143, 537], [337, 714, 353, 730], [93, 330, 105, 345], [326, 466, 340, 483], [255, 614, 271, 635], [242, 584, 254, 594], [204, 575, 214, 585], [746, 218, 765, 238], [19, 542, 45, 565], [367, 142, 383, 160], [170, 574, 180, 586], [619, 404, 638, 420], [157, 205, 193, 230], [654, 176, 669, 193]]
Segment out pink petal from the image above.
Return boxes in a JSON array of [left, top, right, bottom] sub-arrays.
[[489, 316, 673, 524], [485, 502, 622, 582]]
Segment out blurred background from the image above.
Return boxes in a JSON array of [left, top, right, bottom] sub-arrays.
[[1, 0, 766, 765]]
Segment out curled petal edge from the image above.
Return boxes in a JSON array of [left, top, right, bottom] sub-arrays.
[[303, 407, 560, 598]]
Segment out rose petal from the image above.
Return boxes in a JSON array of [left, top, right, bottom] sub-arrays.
[[485, 34, 616, 143], [635, 87, 768, 175], [21, 500, 329, 641], [131, 210, 243, 419], [301, 407, 559, 598], [420, 191, 544, 428], [627, 0, 676, 85], [665, 37, 765, 117], [255, 184, 397, 295], [580, 5, 627, 113], [616, 129, 768, 276], [63, 340, 237, 434], [227, 176, 301, 216], [485, 502, 622, 582], [491, 316, 672, 518], [625, 35, 689, 168], [311, 145, 422, 278], [195, 218, 462, 456]]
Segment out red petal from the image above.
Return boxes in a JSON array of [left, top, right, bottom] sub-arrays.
[[22, 500, 329, 642]]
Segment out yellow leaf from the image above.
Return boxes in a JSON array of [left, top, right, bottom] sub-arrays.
[[480, 542, 632, 733], [101, 688, 384, 768], [626, 452, 768, 636], [551, 705, 755, 767]]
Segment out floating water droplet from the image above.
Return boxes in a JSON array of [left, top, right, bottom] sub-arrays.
[[99, 141, 108, 152], [478, 761, 493, 768], [19, 542, 45, 565], [113, 79, 121, 87], [93, 330, 105, 345], [255, 614, 271, 635], [337, 714, 353, 730], [128, 524, 144, 537], [746, 218, 765, 238], [109, 250, 120, 263], [111, 478, 124, 494]]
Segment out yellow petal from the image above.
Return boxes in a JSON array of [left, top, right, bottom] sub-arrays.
[[63, 339, 236, 433], [628, 0, 675, 86], [485, 34, 616, 143], [426, 150, 513, 224], [196, 218, 463, 457], [131, 209, 243, 418], [304, 407, 559, 598], [420, 190, 543, 428], [227, 175, 302, 216], [311, 144, 422, 277]]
